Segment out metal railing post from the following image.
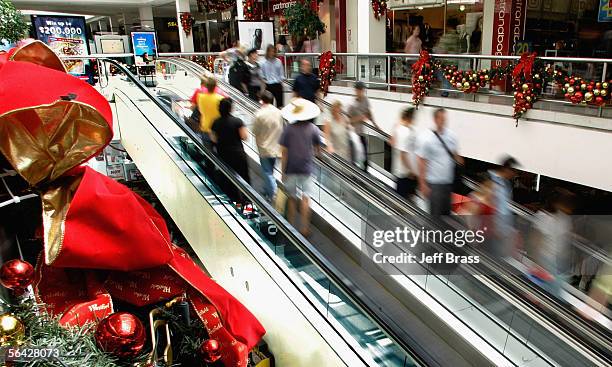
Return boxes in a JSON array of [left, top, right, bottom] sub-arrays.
[[387, 55, 391, 92]]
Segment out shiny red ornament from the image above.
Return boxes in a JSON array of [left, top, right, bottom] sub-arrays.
[[95, 312, 146, 359], [200, 339, 222, 363], [595, 96, 604, 105], [0, 260, 34, 290]]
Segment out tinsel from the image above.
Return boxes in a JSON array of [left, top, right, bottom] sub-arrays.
[[318, 51, 336, 97], [372, 0, 388, 20], [196, 0, 234, 13], [411, 50, 436, 107]]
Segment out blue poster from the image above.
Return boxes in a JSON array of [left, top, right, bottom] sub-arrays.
[[31, 15, 88, 75], [131, 32, 158, 66], [599, 0, 612, 22]]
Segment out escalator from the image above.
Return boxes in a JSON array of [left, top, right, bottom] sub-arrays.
[[95, 57, 489, 367], [156, 56, 611, 367]]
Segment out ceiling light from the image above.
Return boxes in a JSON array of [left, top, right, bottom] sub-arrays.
[[459, 5, 466, 11]]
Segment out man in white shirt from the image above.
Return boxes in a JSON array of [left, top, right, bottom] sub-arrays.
[[416, 108, 463, 216], [391, 107, 417, 199], [252, 91, 284, 201]]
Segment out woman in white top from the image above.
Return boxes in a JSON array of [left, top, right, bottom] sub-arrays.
[[390, 107, 417, 199], [404, 25, 422, 55], [323, 101, 351, 162]]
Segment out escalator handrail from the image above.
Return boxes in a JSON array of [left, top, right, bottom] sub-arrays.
[[168, 58, 612, 364], [101, 58, 431, 367]]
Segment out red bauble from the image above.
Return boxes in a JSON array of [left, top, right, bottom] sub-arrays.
[[0, 260, 34, 290], [95, 312, 146, 359], [200, 339, 222, 363], [595, 96, 604, 105]]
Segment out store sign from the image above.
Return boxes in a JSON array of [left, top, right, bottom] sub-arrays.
[[491, 0, 527, 65], [167, 20, 178, 29], [599, 0, 612, 22], [271, 1, 297, 13], [222, 10, 232, 21], [31, 15, 89, 75]]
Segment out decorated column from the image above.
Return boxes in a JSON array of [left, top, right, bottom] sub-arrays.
[[354, 0, 386, 84], [138, 6, 154, 29], [175, 0, 194, 52]]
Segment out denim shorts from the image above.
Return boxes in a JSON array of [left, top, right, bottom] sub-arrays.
[[283, 174, 312, 198]]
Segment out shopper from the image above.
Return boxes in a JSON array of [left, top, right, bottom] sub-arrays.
[[252, 91, 284, 202], [348, 81, 378, 170], [280, 98, 322, 236], [190, 76, 227, 109], [434, 18, 462, 54], [261, 44, 286, 107], [404, 25, 422, 55], [416, 108, 462, 216], [197, 78, 225, 147], [391, 107, 418, 200], [489, 156, 519, 257], [292, 59, 320, 103], [211, 98, 250, 203], [246, 48, 264, 101], [228, 46, 250, 94], [323, 100, 351, 162]]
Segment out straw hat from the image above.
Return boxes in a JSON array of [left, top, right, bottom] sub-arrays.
[[281, 98, 321, 123]]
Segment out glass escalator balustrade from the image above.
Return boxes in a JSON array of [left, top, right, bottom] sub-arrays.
[[101, 59, 421, 367]]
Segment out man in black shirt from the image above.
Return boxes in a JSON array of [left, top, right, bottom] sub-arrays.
[[292, 59, 320, 102]]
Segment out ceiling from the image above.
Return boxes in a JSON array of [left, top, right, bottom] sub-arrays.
[[12, 0, 200, 17]]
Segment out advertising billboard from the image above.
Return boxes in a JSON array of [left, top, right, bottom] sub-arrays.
[[238, 21, 274, 52], [130, 32, 158, 66], [31, 15, 89, 75], [600, 0, 612, 22]]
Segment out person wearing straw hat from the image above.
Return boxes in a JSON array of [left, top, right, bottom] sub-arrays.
[[279, 98, 322, 236]]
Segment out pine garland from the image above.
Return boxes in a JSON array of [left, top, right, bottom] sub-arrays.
[[5, 300, 127, 367]]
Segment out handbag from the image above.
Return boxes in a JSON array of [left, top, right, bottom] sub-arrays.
[[432, 130, 469, 195], [187, 107, 201, 132]]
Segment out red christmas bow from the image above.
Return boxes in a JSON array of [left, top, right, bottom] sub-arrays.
[[411, 50, 431, 75], [512, 52, 537, 81]]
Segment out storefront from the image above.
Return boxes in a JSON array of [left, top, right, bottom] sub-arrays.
[[388, 0, 484, 53], [524, 0, 611, 58]]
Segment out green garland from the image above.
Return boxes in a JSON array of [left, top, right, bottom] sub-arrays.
[[5, 300, 125, 367], [0, 0, 29, 45], [2, 299, 208, 367]]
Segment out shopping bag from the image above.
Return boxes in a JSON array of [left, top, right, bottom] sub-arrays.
[[274, 187, 288, 215], [349, 129, 365, 169]]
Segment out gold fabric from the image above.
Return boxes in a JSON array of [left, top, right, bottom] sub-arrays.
[[0, 100, 112, 186], [9, 41, 66, 73], [41, 174, 83, 264]]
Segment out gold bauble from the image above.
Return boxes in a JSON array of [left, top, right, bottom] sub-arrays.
[[463, 82, 470, 88], [603, 82, 609, 89], [0, 313, 25, 346], [580, 83, 587, 90], [567, 87, 575, 94], [585, 92, 593, 102], [601, 89, 608, 97], [484, 75, 490, 80], [418, 75, 424, 82], [462, 78, 467, 83], [472, 74, 477, 79], [456, 82, 463, 89], [522, 83, 529, 91], [564, 83, 570, 89], [526, 96, 532, 102], [534, 74, 540, 79], [594, 89, 600, 96]]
